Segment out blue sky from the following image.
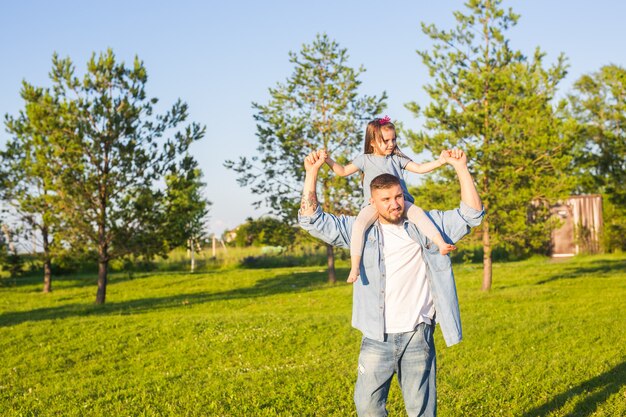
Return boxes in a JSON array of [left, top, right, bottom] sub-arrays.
[[1, 0, 625, 235]]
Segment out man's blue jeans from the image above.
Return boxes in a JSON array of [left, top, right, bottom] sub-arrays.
[[354, 323, 436, 417]]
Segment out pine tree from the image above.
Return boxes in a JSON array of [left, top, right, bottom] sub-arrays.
[[164, 155, 211, 272], [16, 49, 205, 303], [225, 33, 386, 283], [406, 0, 573, 290], [567, 64, 626, 251], [2, 84, 71, 292]]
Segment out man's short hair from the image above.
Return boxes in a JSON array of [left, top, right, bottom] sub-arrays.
[[370, 174, 401, 192]]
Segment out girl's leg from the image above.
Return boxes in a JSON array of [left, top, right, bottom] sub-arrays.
[[349, 205, 379, 283], [405, 202, 456, 255]]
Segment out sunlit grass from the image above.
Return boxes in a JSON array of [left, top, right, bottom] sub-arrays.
[[1, 254, 625, 416]]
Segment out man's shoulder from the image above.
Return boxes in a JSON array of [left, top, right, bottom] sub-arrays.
[[425, 202, 484, 240], [298, 205, 356, 229], [298, 206, 356, 250]]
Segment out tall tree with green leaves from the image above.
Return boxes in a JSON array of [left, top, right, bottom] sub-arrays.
[[2, 84, 71, 292], [231, 217, 296, 248], [164, 155, 211, 272], [567, 64, 626, 251], [225, 33, 386, 283], [44, 49, 204, 303], [0, 222, 23, 278], [0, 222, 6, 271], [406, 0, 573, 290]]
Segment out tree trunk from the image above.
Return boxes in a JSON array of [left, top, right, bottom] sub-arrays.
[[2, 224, 15, 254], [96, 176, 109, 304], [42, 226, 52, 293], [326, 243, 336, 284], [482, 218, 493, 291], [96, 227, 109, 304], [43, 260, 52, 293], [320, 174, 337, 284], [96, 259, 108, 304], [190, 239, 196, 272]]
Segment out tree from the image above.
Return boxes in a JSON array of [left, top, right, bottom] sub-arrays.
[[406, 0, 573, 290], [164, 155, 211, 272], [231, 217, 296, 248], [43, 49, 204, 303], [0, 223, 5, 270], [0, 222, 24, 278], [2, 84, 71, 292], [567, 64, 626, 251], [225, 33, 386, 283]]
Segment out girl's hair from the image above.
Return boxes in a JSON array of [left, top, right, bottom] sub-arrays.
[[363, 117, 410, 159]]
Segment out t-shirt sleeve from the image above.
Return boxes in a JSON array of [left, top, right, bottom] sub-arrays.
[[396, 154, 413, 169], [351, 154, 366, 171]]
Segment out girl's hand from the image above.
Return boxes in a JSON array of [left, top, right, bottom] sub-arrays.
[[438, 150, 450, 165], [318, 149, 333, 164], [443, 148, 467, 167]]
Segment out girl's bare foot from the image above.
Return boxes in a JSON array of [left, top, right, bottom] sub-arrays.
[[438, 243, 457, 255]]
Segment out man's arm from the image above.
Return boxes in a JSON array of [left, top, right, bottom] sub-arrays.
[[299, 150, 326, 216], [443, 149, 482, 210], [424, 149, 483, 245], [298, 150, 353, 249]]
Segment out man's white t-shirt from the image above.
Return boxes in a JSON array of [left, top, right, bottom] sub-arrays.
[[380, 222, 434, 333]]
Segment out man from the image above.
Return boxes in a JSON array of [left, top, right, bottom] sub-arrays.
[[298, 148, 483, 416]]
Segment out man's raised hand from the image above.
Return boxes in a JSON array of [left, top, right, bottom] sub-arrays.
[[304, 149, 326, 173], [443, 148, 467, 168]]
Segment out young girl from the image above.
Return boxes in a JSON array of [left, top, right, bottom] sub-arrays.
[[325, 116, 456, 283]]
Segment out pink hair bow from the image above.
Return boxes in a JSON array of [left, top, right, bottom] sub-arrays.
[[378, 115, 391, 125]]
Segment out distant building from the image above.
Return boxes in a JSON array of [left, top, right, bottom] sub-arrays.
[[551, 195, 603, 257]]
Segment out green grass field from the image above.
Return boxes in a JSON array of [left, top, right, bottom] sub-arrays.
[[1, 254, 625, 416]]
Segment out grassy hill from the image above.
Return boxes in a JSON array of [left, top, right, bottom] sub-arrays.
[[1, 254, 625, 416]]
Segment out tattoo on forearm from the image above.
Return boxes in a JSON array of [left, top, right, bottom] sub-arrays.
[[300, 191, 318, 212]]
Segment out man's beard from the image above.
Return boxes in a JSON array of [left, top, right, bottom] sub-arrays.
[[379, 207, 404, 224]]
